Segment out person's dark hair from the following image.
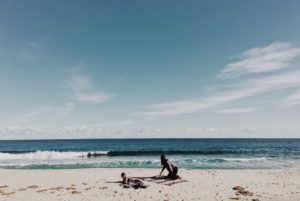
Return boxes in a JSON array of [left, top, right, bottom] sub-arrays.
[[121, 172, 125, 177], [160, 155, 167, 165]]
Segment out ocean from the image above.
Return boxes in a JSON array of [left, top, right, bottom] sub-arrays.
[[0, 138, 299, 169]]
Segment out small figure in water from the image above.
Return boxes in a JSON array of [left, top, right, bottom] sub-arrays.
[[159, 155, 180, 180], [87, 152, 106, 158], [121, 172, 147, 189]]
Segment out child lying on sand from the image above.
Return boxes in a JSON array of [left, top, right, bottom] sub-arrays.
[[121, 172, 148, 189]]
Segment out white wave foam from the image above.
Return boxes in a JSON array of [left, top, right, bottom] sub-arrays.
[[0, 151, 109, 161], [222, 157, 267, 162]]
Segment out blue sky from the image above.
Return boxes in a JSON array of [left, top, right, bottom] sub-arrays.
[[1, 0, 300, 139]]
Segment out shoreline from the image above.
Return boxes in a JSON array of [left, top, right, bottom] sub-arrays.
[[0, 168, 299, 200], [1, 167, 300, 170]]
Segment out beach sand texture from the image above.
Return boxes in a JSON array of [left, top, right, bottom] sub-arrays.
[[0, 168, 299, 201]]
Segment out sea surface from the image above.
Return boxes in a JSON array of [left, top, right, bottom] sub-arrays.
[[0, 138, 299, 169]]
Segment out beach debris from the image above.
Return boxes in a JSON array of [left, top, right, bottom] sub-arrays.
[[82, 182, 88, 185], [99, 186, 108, 189], [56, 193, 67, 196], [71, 190, 81, 194], [66, 187, 77, 191], [0, 185, 8, 188], [233, 186, 254, 196], [1, 191, 15, 196], [49, 186, 64, 191], [36, 189, 47, 193], [17, 188, 27, 191], [36, 189, 48, 193], [238, 190, 253, 196], [85, 187, 92, 190], [233, 186, 244, 191], [27, 185, 39, 189], [229, 197, 240, 200], [0, 189, 15, 196]]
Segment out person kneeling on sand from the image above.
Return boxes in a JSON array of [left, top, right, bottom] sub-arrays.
[[159, 155, 180, 180], [121, 172, 147, 189]]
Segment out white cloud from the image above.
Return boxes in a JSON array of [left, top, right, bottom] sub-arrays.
[[1, 125, 299, 139], [19, 52, 37, 60], [140, 101, 208, 116], [281, 90, 300, 107], [214, 107, 258, 114], [218, 42, 300, 78], [138, 41, 300, 117], [25, 102, 75, 121], [66, 70, 113, 104], [139, 70, 300, 117], [0, 120, 134, 139], [2, 102, 76, 128], [18, 38, 48, 61]]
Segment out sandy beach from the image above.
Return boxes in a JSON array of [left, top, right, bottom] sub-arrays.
[[0, 168, 299, 201]]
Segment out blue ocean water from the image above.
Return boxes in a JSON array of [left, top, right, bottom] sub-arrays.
[[0, 138, 299, 169]]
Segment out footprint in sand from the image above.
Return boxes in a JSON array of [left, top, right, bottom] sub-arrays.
[[232, 186, 260, 201], [66, 187, 77, 191], [233, 186, 253, 196], [215, 192, 223, 201], [27, 185, 39, 189], [2, 191, 15, 196], [49, 186, 64, 191], [36, 189, 48, 193]]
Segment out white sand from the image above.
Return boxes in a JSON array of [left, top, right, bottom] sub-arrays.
[[0, 168, 299, 201]]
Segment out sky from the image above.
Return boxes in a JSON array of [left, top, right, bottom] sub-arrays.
[[0, 0, 300, 139]]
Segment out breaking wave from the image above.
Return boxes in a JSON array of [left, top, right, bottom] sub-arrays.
[[0, 151, 109, 160]]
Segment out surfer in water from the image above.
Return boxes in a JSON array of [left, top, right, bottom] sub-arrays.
[[159, 155, 180, 180]]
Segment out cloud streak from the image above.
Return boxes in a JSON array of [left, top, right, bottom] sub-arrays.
[[214, 107, 258, 114], [218, 42, 300, 78], [66, 70, 113, 104], [3, 102, 76, 128], [145, 70, 300, 116], [281, 90, 300, 107], [25, 102, 75, 121], [0, 120, 134, 139], [138, 41, 300, 117]]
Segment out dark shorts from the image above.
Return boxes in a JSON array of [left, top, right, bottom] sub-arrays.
[[168, 166, 178, 180]]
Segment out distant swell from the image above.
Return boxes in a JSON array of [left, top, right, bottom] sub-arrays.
[[0, 151, 109, 160], [0, 150, 266, 160], [107, 150, 246, 156], [0, 149, 298, 159]]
